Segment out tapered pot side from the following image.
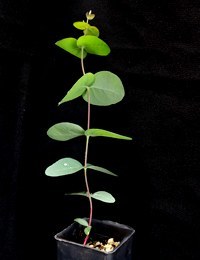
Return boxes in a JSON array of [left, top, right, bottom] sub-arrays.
[[55, 219, 135, 260]]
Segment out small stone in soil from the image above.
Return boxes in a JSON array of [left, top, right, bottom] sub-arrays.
[[87, 237, 120, 252]]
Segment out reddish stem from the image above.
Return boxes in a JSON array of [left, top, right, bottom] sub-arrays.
[[81, 47, 93, 246]]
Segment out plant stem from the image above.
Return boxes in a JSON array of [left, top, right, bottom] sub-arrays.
[[81, 47, 85, 75], [83, 136, 93, 245], [81, 47, 93, 246]]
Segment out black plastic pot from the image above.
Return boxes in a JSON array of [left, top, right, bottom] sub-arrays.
[[55, 218, 135, 260]]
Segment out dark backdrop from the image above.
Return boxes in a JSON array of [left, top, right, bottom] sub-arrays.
[[0, 1, 200, 260]]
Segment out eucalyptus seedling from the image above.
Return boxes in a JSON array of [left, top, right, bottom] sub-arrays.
[[45, 10, 132, 245]]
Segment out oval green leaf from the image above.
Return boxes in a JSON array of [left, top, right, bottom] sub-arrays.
[[87, 164, 117, 176], [59, 73, 95, 105], [45, 158, 83, 177], [55, 37, 87, 59], [85, 128, 132, 140], [74, 218, 89, 227], [73, 21, 89, 30], [73, 22, 99, 36], [83, 71, 125, 106], [47, 122, 85, 141], [84, 226, 92, 236], [77, 35, 110, 56], [84, 26, 99, 37], [91, 191, 115, 203]]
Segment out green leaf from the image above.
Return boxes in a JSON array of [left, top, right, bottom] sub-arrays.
[[66, 191, 87, 197], [66, 191, 115, 203], [59, 71, 125, 106], [77, 35, 110, 56], [73, 21, 89, 30], [91, 191, 115, 203], [55, 37, 87, 59], [85, 128, 132, 140], [47, 122, 85, 141], [74, 218, 91, 235], [74, 218, 89, 227], [45, 158, 83, 177], [84, 26, 99, 37], [59, 73, 95, 105], [73, 22, 99, 37], [83, 71, 125, 106], [87, 164, 117, 176], [84, 226, 92, 236]]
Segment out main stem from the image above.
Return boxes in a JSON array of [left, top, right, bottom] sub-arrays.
[[81, 47, 93, 246]]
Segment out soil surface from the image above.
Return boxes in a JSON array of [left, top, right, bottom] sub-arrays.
[[87, 237, 120, 252]]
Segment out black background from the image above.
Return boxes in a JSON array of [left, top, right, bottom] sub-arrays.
[[0, 0, 200, 259]]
